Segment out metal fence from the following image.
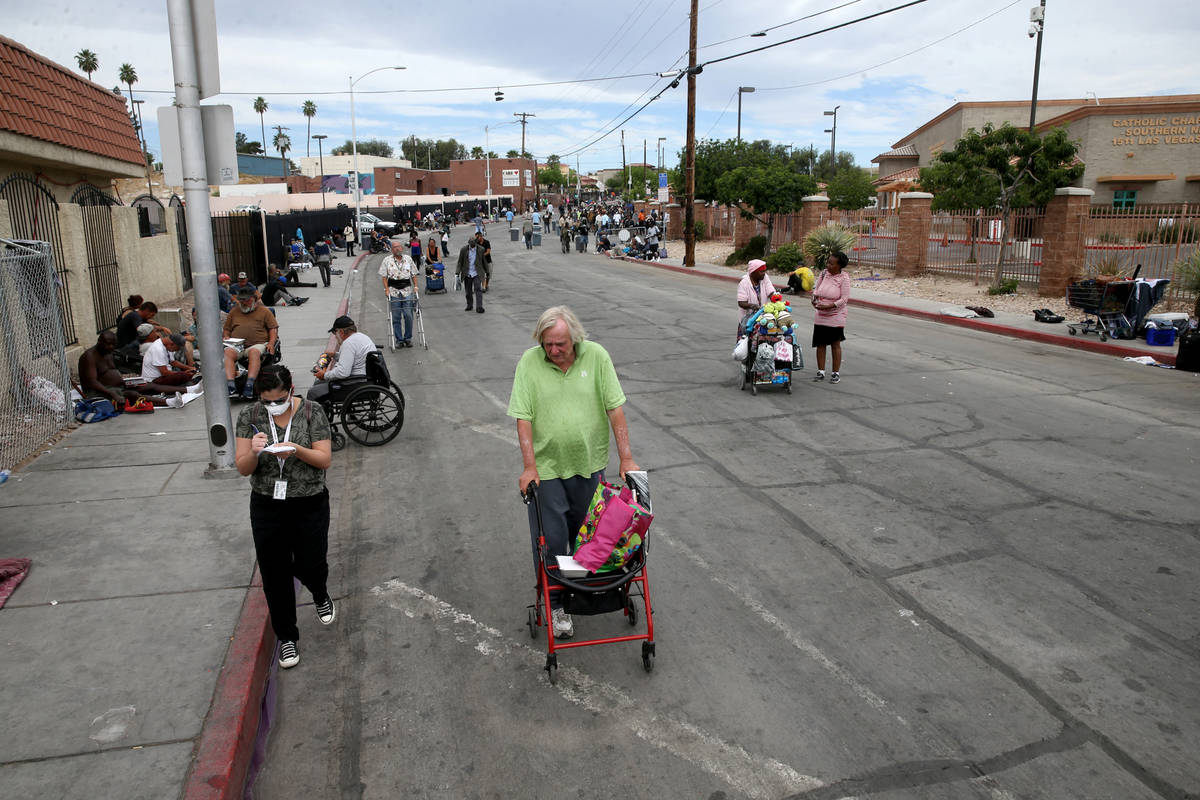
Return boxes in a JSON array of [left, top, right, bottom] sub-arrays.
[[828, 209, 899, 271], [72, 184, 124, 333], [0, 173, 77, 345], [1085, 203, 1198, 305], [0, 239, 73, 471], [922, 207, 1045, 284]]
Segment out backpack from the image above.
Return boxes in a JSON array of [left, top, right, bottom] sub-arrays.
[[75, 397, 120, 423]]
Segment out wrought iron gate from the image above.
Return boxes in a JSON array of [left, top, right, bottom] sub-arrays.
[[170, 195, 192, 290], [71, 184, 123, 333], [0, 173, 77, 344]]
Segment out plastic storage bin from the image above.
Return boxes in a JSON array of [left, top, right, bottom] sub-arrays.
[[1145, 327, 1177, 347]]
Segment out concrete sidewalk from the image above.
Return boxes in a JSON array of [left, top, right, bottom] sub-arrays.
[[0, 254, 363, 800], [619, 253, 1183, 366]]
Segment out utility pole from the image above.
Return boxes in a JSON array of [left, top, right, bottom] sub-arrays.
[[1028, 0, 1046, 131], [643, 138, 648, 198], [621, 129, 628, 195], [313, 133, 328, 208], [576, 154, 581, 203], [684, 0, 699, 267], [513, 112, 535, 205]]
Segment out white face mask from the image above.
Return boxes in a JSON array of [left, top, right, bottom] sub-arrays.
[[264, 394, 292, 416]]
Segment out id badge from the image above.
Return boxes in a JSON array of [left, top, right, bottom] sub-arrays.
[[273, 480, 287, 500]]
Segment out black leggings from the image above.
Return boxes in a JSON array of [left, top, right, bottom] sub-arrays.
[[250, 490, 330, 641]]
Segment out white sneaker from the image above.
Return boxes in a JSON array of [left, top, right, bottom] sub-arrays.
[[185, 381, 203, 394], [278, 640, 299, 669], [551, 608, 574, 640], [166, 392, 184, 408]]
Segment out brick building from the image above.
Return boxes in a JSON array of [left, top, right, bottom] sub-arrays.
[[873, 94, 1200, 208]]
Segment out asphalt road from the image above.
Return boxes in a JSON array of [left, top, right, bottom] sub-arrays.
[[254, 224, 1199, 800]]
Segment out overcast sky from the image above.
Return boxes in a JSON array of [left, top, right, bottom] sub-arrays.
[[6, 0, 1197, 175]]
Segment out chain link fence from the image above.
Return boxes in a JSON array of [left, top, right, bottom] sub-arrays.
[[1, 238, 73, 471]]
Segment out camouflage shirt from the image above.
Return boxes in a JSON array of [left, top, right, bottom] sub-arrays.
[[236, 398, 332, 497]]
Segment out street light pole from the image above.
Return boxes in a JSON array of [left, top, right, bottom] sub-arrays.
[[823, 105, 840, 177], [1028, 0, 1046, 131], [657, 137, 666, 171], [350, 65, 405, 249], [312, 134, 327, 208], [736, 86, 755, 143]]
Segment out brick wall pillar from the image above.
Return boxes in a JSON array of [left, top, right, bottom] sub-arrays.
[[896, 192, 934, 277], [1039, 187, 1094, 297], [665, 204, 682, 239], [733, 205, 757, 249], [796, 195, 830, 244]]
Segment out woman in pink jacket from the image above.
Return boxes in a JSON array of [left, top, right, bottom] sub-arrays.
[[811, 251, 851, 384]]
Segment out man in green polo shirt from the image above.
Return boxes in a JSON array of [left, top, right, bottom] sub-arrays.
[[508, 306, 639, 640]]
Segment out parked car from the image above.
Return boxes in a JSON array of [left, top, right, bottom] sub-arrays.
[[231, 204, 261, 213], [358, 212, 398, 236]]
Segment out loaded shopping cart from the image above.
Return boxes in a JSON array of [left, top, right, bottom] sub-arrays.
[[1066, 265, 1170, 342], [522, 472, 656, 684]]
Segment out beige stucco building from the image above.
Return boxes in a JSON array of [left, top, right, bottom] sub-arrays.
[[873, 94, 1200, 209]]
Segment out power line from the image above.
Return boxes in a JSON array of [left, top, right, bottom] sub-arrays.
[[701, 0, 930, 69], [699, 0, 865, 50], [756, 0, 1022, 91]]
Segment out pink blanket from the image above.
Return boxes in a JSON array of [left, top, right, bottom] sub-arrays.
[[0, 558, 32, 608]]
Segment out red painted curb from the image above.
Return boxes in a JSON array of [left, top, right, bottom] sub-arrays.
[[183, 566, 273, 800], [618, 255, 1179, 367]]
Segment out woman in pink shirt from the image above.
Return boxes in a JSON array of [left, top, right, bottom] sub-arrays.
[[811, 251, 851, 384]]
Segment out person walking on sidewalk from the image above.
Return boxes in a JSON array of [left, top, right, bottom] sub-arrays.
[[811, 250, 851, 384], [508, 306, 640, 640], [235, 364, 335, 669], [314, 237, 333, 287], [457, 235, 490, 313], [379, 240, 420, 348], [344, 223, 356, 257], [522, 216, 534, 249]]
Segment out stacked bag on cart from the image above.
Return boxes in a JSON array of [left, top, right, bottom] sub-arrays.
[[573, 481, 653, 573]]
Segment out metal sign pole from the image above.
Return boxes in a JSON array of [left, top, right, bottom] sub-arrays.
[[166, 0, 235, 473]]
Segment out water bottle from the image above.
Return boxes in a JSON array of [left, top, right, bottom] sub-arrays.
[[0, 469, 10, 485]]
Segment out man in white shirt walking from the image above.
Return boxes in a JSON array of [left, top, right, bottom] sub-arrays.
[[379, 239, 419, 348]]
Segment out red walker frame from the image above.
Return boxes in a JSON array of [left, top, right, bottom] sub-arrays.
[[522, 477, 656, 684]]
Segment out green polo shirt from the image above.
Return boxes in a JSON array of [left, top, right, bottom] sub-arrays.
[[507, 340, 626, 480]]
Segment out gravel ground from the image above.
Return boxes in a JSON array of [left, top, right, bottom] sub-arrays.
[[669, 238, 1193, 318]]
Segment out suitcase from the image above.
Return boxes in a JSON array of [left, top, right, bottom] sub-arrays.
[[1177, 326, 1200, 372]]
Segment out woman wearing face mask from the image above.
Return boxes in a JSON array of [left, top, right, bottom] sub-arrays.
[[235, 363, 334, 669]]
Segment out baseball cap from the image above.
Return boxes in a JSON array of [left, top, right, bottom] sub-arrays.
[[237, 271, 247, 279], [218, 273, 230, 282], [328, 315, 355, 332], [136, 323, 153, 338]]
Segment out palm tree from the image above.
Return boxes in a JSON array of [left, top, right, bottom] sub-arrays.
[[253, 97, 269, 158], [273, 131, 291, 178], [75, 49, 98, 81], [301, 100, 317, 157], [118, 63, 138, 109]]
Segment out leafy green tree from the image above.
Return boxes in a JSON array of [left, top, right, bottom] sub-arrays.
[[75, 49, 98, 81], [235, 132, 263, 155], [539, 167, 568, 192], [813, 150, 857, 181], [716, 165, 818, 257], [301, 100, 316, 157], [919, 123, 1083, 287], [118, 63, 138, 108], [400, 136, 467, 169], [486, 151, 498, 159], [330, 138, 393, 157], [681, 138, 807, 201], [505, 149, 519, 158], [470, 146, 485, 159], [826, 168, 876, 210], [252, 97, 269, 157], [272, 131, 291, 178], [604, 165, 657, 199]]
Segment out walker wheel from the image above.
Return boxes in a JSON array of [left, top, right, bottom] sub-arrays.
[[1068, 327, 1077, 336], [545, 655, 558, 685], [641, 641, 655, 673], [1099, 332, 1108, 342], [625, 597, 638, 627], [527, 607, 538, 639]]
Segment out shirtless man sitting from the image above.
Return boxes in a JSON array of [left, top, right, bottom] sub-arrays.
[[78, 332, 174, 408]]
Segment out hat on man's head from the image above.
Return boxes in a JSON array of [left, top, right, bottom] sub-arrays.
[[136, 323, 153, 338], [328, 315, 355, 332], [235, 284, 257, 297], [237, 271, 247, 279]]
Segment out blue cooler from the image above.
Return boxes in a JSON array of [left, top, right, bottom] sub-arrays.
[[1145, 327, 1177, 347]]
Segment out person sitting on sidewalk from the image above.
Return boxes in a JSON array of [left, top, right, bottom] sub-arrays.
[[306, 315, 376, 405], [142, 332, 196, 389], [223, 285, 279, 399], [261, 270, 308, 307], [78, 331, 170, 408], [116, 300, 169, 349]]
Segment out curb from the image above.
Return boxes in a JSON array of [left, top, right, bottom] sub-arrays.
[[183, 566, 271, 800], [617, 255, 1179, 367]]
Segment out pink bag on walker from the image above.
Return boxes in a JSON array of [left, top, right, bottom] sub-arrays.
[[573, 482, 652, 572]]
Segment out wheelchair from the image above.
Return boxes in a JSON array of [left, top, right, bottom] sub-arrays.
[[317, 350, 405, 451], [228, 342, 284, 400]]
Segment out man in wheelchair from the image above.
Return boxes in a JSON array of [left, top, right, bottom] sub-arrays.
[[307, 315, 376, 405], [223, 285, 280, 399]]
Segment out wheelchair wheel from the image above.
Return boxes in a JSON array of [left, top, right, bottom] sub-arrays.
[[340, 383, 404, 446], [330, 430, 346, 452]]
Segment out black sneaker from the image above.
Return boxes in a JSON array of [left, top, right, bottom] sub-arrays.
[[315, 597, 336, 625], [278, 640, 299, 669]]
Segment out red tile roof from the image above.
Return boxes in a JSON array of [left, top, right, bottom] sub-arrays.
[[0, 35, 144, 167]]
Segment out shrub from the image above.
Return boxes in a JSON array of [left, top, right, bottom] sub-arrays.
[[724, 235, 768, 266], [1135, 228, 1156, 243], [766, 242, 804, 272], [1172, 248, 1200, 319], [693, 220, 707, 240], [1156, 222, 1198, 244], [1089, 253, 1131, 279], [987, 278, 1019, 295], [1095, 230, 1123, 244], [802, 224, 857, 270]]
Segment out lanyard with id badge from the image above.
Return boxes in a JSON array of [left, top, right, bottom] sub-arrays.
[[266, 410, 294, 499]]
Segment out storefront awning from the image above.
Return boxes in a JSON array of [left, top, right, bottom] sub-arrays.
[[1095, 174, 1176, 183]]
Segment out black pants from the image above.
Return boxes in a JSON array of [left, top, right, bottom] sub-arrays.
[[527, 472, 602, 609], [250, 490, 330, 642], [346, 241, 355, 256], [317, 258, 331, 287], [463, 274, 484, 310]]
